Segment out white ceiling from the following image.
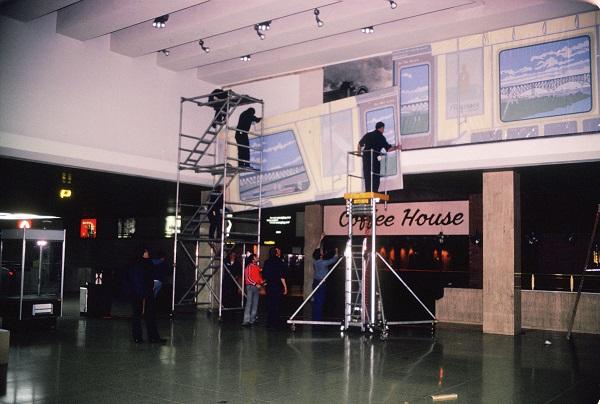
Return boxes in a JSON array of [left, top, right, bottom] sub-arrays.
[[1, 0, 597, 86]]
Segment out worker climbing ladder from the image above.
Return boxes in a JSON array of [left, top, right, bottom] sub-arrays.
[[288, 151, 436, 337], [171, 90, 264, 319]]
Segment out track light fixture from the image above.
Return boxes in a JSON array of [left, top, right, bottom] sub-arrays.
[[198, 39, 210, 53], [314, 8, 324, 27], [387, 0, 398, 9], [160, 49, 170, 56], [152, 15, 169, 29], [254, 25, 266, 40], [361, 26, 375, 34], [256, 21, 271, 32], [240, 55, 251, 62]]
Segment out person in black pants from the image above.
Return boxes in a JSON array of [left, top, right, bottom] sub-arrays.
[[235, 107, 261, 167], [261, 247, 288, 329], [208, 89, 228, 128], [207, 186, 224, 240], [357, 121, 400, 193], [125, 247, 166, 344]]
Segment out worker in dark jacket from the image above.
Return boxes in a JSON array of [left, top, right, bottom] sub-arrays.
[[208, 88, 228, 128], [235, 107, 261, 167], [262, 247, 288, 329], [207, 186, 224, 240], [125, 247, 165, 344], [357, 121, 400, 193]]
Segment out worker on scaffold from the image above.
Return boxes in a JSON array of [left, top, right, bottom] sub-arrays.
[[357, 121, 400, 193]]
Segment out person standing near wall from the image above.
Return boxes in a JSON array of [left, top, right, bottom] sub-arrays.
[[357, 121, 400, 193], [312, 244, 339, 322], [125, 247, 166, 344], [235, 107, 262, 168], [242, 254, 263, 326], [262, 247, 288, 329]]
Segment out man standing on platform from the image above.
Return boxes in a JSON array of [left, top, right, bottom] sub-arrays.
[[235, 107, 262, 168], [357, 121, 400, 193]]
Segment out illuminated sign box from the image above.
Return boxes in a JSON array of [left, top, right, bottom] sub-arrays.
[[80, 218, 97, 239]]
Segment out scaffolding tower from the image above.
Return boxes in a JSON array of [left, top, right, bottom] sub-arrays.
[[288, 151, 436, 337], [171, 90, 264, 319]]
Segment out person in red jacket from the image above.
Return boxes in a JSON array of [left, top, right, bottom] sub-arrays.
[[242, 254, 264, 326]]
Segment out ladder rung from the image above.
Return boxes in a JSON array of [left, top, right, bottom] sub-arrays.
[[227, 231, 260, 238], [229, 217, 259, 223]]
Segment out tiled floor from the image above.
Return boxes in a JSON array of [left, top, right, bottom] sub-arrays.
[[1, 311, 599, 404]]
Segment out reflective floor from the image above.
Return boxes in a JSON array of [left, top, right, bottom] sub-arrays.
[[1, 312, 600, 404]]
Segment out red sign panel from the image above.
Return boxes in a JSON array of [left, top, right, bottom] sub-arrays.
[[324, 201, 469, 236], [80, 218, 97, 239]]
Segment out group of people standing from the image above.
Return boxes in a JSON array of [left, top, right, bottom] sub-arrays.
[[242, 247, 288, 329]]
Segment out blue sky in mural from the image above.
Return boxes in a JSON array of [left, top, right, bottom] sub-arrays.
[[366, 106, 397, 176], [366, 106, 395, 140], [249, 130, 302, 171], [400, 64, 429, 105], [500, 36, 590, 86], [499, 35, 591, 121], [240, 130, 309, 200]]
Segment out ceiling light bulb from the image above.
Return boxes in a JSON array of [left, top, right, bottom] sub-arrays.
[[160, 49, 170, 56], [362, 26, 374, 34], [240, 55, 251, 61], [389, 0, 397, 9], [198, 40, 210, 53], [152, 15, 169, 29], [314, 8, 324, 27]]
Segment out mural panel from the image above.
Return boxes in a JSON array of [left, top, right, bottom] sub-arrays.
[[499, 35, 592, 122], [239, 130, 309, 200]]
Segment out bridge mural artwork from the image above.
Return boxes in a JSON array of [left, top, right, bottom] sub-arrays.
[[499, 35, 592, 122], [229, 12, 599, 209]]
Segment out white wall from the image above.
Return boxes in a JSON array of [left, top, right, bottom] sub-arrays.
[[0, 13, 214, 183]]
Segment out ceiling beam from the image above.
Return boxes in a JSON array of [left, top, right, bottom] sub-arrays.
[[110, 0, 331, 57], [56, 0, 207, 41]]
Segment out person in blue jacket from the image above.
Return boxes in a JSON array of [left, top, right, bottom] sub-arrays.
[[312, 243, 339, 321]]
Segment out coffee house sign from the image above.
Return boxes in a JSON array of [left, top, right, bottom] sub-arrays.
[[324, 201, 469, 236]]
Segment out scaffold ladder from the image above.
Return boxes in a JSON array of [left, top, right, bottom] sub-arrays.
[[172, 90, 264, 319], [287, 151, 435, 336]]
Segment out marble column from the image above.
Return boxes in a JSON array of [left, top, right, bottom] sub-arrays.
[[303, 204, 323, 300], [483, 171, 521, 335]]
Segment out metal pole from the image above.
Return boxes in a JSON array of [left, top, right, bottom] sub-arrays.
[[218, 98, 229, 319], [257, 100, 264, 260], [370, 197, 376, 327], [195, 241, 200, 305], [19, 229, 26, 321], [567, 204, 600, 339], [37, 245, 43, 296], [344, 200, 353, 330], [60, 230, 66, 317], [171, 98, 184, 315]]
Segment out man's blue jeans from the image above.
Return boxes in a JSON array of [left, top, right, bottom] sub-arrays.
[[312, 279, 326, 321], [243, 285, 260, 324]]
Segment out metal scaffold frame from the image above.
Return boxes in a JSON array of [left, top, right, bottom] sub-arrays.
[[171, 89, 264, 319], [287, 151, 436, 337]]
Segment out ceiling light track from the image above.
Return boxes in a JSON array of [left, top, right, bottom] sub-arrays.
[[152, 14, 169, 29]]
